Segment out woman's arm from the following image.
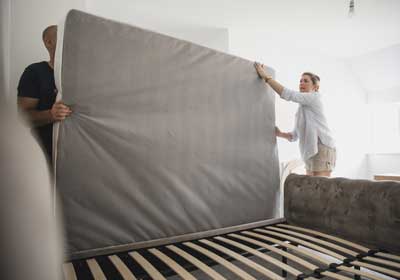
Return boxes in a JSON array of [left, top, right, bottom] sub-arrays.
[[254, 62, 317, 106], [254, 62, 284, 95], [275, 126, 294, 141]]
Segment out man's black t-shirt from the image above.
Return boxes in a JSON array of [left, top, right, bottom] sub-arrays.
[[17, 61, 57, 161]]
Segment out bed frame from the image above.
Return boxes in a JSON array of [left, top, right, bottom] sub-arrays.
[[63, 174, 400, 280]]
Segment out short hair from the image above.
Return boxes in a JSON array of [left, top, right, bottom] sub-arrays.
[[42, 25, 57, 41]]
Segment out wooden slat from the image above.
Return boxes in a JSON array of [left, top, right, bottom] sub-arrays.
[[128, 251, 167, 280], [322, 271, 353, 280], [277, 224, 400, 274], [242, 231, 332, 265], [229, 233, 319, 271], [374, 174, 400, 181], [338, 265, 390, 280], [364, 256, 400, 269], [108, 255, 137, 280], [256, 228, 346, 260], [149, 248, 196, 280], [261, 227, 400, 279], [199, 239, 284, 280], [86, 258, 107, 280], [375, 252, 400, 263], [215, 236, 302, 277], [241, 231, 360, 280], [255, 229, 388, 280], [184, 241, 257, 280], [352, 260, 400, 278], [277, 224, 369, 252], [278, 224, 400, 265], [167, 245, 226, 280], [267, 226, 358, 257], [63, 263, 77, 280]]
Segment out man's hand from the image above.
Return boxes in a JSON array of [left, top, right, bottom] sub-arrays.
[[18, 97, 71, 127], [50, 101, 72, 122]]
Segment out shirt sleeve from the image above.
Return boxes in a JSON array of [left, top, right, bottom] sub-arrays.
[[280, 87, 317, 106], [289, 129, 298, 142], [17, 67, 40, 99]]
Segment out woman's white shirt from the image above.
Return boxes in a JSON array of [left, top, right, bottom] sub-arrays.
[[280, 87, 335, 161]]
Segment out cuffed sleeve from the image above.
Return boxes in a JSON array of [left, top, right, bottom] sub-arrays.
[[289, 129, 298, 142]]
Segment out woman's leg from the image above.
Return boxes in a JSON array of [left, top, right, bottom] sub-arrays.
[[307, 140, 335, 177]]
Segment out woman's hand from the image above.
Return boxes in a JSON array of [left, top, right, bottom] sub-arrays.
[[275, 126, 293, 141], [254, 62, 284, 95], [254, 62, 267, 79], [254, 62, 272, 81], [275, 126, 283, 137]]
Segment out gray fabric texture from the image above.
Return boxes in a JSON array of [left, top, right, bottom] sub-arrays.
[[284, 174, 400, 253], [56, 10, 280, 255]]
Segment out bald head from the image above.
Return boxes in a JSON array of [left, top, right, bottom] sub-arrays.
[[42, 25, 57, 41], [42, 25, 57, 56]]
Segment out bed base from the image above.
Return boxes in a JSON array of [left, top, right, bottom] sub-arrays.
[[63, 220, 400, 280]]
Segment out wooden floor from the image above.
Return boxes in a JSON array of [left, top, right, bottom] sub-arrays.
[[63, 223, 400, 280]]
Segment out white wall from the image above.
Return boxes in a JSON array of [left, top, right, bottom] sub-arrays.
[[349, 44, 400, 178], [367, 86, 400, 104], [8, 0, 85, 103], [0, 0, 11, 98], [367, 154, 400, 178], [85, 0, 229, 52], [350, 44, 400, 97], [228, 30, 370, 178]]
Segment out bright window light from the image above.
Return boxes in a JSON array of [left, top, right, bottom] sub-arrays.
[[369, 103, 400, 154]]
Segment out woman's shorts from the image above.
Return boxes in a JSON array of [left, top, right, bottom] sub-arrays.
[[305, 141, 336, 172]]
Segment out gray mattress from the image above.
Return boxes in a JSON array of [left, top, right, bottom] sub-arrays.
[[55, 10, 280, 257]]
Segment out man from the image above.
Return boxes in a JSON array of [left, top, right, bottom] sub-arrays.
[[17, 25, 71, 164]]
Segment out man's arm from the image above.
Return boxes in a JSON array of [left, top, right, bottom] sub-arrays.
[[17, 97, 71, 127]]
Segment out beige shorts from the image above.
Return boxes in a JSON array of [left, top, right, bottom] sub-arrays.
[[305, 140, 336, 172]]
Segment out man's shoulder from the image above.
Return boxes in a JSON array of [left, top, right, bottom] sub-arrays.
[[25, 61, 49, 72]]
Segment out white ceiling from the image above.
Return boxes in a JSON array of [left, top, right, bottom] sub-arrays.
[[88, 0, 400, 58], [349, 43, 400, 95]]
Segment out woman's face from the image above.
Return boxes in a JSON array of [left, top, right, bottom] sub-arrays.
[[299, 74, 317, 93]]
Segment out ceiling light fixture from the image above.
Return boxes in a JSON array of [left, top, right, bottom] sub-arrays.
[[349, 0, 355, 17]]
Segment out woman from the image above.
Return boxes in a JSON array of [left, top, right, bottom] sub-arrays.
[[254, 62, 336, 177]]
